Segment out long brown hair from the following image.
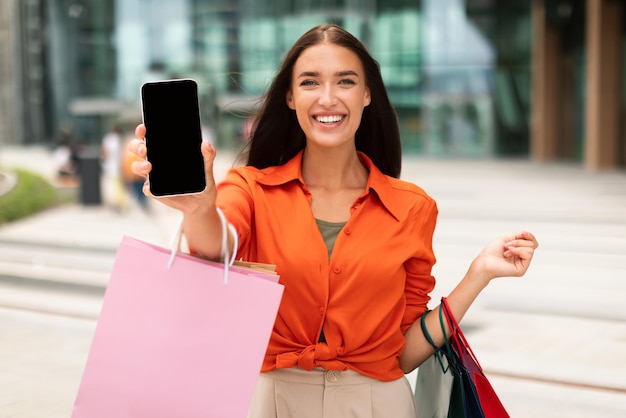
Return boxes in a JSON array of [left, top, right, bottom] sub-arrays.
[[245, 24, 402, 178]]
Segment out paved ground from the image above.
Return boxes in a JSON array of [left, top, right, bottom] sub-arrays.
[[1, 146, 626, 417]]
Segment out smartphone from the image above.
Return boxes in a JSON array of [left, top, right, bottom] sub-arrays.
[[140, 78, 206, 197]]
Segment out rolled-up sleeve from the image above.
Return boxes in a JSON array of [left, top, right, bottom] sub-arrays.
[[215, 168, 257, 256], [401, 198, 438, 334]]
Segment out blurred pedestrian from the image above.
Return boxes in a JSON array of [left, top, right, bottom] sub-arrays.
[[52, 126, 79, 184], [129, 24, 538, 417], [101, 123, 125, 211], [121, 135, 149, 211]]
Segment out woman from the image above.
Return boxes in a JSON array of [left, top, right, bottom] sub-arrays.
[[129, 24, 538, 418]]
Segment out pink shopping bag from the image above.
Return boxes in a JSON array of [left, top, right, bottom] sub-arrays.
[[72, 236, 283, 418]]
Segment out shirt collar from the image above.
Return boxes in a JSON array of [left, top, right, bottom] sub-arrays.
[[256, 150, 407, 221]]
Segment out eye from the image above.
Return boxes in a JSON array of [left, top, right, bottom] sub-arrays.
[[300, 79, 318, 87], [339, 78, 356, 86]]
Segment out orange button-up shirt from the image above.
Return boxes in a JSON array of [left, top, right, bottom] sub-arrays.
[[216, 151, 437, 381]]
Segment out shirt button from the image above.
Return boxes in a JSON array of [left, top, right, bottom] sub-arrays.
[[344, 229, 351, 235], [336, 346, 345, 355], [326, 370, 339, 383], [333, 266, 341, 274], [318, 307, 325, 316]]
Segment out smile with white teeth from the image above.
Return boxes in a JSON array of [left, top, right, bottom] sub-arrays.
[[315, 115, 344, 124]]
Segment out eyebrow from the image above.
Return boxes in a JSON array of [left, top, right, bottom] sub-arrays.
[[296, 70, 360, 78]]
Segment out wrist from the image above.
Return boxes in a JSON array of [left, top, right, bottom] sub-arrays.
[[467, 257, 492, 289], [182, 202, 215, 219]]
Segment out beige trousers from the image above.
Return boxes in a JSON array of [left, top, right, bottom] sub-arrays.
[[246, 367, 418, 418]]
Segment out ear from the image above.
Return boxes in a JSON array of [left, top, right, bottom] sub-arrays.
[[286, 91, 295, 110], [364, 87, 371, 107]]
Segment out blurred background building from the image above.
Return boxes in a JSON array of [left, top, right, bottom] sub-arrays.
[[0, 0, 624, 170]]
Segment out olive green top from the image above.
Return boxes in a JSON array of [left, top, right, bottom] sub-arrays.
[[315, 218, 346, 343], [315, 218, 347, 261]]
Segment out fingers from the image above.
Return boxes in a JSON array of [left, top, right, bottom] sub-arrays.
[[502, 231, 538, 247], [503, 231, 539, 254], [128, 124, 151, 178], [503, 244, 535, 261], [518, 231, 539, 248], [135, 123, 146, 139], [502, 231, 538, 274], [142, 179, 152, 198], [127, 138, 150, 176], [201, 140, 217, 189], [128, 137, 146, 158]]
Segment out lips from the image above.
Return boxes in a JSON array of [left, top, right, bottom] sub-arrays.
[[315, 115, 344, 124]]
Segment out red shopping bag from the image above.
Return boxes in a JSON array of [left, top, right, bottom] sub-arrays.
[[441, 297, 510, 418], [72, 236, 283, 418]]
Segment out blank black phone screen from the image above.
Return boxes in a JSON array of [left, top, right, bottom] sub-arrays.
[[141, 79, 206, 197]]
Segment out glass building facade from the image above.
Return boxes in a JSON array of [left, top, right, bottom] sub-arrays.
[[41, 0, 533, 157]]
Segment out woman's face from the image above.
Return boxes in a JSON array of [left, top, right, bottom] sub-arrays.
[[286, 43, 371, 150]]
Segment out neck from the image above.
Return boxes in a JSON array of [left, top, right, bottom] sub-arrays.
[[301, 146, 368, 190]]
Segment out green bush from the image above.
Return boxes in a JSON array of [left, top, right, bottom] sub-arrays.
[[0, 169, 59, 225]]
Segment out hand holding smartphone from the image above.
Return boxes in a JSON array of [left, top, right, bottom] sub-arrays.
[[140, 78, 206, 197]]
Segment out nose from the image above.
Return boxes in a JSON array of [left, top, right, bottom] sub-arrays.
[[318, 84, 337, 108]]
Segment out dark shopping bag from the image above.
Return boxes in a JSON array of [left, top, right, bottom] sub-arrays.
[[440, 297, 509, 418], [415, 312, 456, 418], [415, 297, 510, 418], [72, 235, 284, 418]]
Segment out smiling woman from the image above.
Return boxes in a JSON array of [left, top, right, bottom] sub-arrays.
[[240, 25, 402, 183], [127, 23, 538, 418], [286, 43, 371, 155]]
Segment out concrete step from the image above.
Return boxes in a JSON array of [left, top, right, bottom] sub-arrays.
[[0, 281, 103, 319], [0, 241, 114, 270], [0, 261, 109, 291], [0, 242, 112, 291], [461, 308, 626, 393]]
